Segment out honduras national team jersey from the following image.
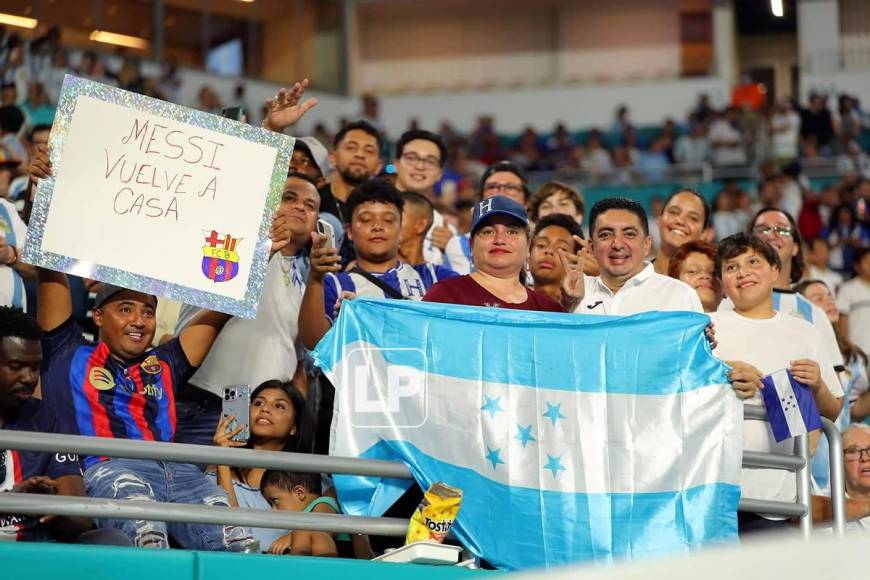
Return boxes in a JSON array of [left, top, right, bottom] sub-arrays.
[[40, 317, 194, 469], [323, 262, 457, 322], [443, 233, 474, 275], [1, 399, 82, 541]]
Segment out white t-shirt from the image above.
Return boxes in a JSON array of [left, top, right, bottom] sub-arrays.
[[710, 310, 844, 509], [176, 252, 306, 397], [572, 263, 703, 315], [719, 290, 845, 378], [837, 277, 870, 356], [0, 198, 27, 310]]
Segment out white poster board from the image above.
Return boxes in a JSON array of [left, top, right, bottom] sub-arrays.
[[23, 75, 293, 318]]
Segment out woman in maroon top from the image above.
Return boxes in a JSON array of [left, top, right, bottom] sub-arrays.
[[424, 196, 582, 311]]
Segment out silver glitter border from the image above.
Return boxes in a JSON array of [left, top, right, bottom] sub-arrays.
[[22, 74, 294, 319]]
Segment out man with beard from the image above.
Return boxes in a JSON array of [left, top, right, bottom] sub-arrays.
[[0, 306, 128, 546], [318, 121, 383, 266]]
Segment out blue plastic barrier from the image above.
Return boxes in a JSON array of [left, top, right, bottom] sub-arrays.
[[0, 542, 488, 580]]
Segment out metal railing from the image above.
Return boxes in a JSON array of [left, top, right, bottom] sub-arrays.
[[0, 406, 848, 538], [0, 430, 410, 536], [740, 405, 846, 537]]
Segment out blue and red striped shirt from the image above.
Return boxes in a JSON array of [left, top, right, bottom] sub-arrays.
[[1, 398, 82, 541], [40, 317, 194, 468]]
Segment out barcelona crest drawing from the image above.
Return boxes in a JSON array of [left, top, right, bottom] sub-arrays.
[[202, 230, 242, 283]]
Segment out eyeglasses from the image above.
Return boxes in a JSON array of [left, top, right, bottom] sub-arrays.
[[400, 152, 441, 170], [483, 183, 524, 194], [752, 225, 793, 238], [844, 446, 870, 462]]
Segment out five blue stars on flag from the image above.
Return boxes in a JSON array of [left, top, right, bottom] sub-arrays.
[[481, 397, 568, 478]]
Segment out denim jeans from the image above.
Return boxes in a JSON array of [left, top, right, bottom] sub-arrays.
[[174, 395, 222, 447], [84, 458, 255, 551]]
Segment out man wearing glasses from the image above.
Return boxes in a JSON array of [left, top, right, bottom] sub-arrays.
[[392, 130, 454, 266], [443, 161, 530, 274], [813, 424, 870, 529]]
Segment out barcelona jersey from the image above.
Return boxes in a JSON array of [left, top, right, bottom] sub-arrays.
[[1, 398, 82, 541], [40, 317, 195, 469]]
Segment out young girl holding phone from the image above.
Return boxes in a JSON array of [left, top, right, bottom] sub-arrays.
[[210, 380, 314, 549]]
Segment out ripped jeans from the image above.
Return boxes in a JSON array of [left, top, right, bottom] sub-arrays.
[[84, 458, 256, 551]]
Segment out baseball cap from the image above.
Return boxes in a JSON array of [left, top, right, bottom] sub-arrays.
[[294, 136, 332, 177], [470, 195, 529, 235], [94, 283, 158, 309]]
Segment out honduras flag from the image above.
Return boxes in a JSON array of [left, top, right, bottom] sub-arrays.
[[760, 369, 823, 443], [312, 298, 743, 570]]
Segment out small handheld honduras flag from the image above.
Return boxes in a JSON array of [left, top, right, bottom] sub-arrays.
[[313, 298, 743, 570], [760, 369, 823, 443]]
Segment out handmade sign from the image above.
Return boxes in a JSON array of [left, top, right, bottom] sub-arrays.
[[23, 74, 293, 318]]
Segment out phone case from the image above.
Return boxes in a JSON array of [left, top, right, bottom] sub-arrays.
[[317, 219, 336, 249], [222, 385, 251, 442]]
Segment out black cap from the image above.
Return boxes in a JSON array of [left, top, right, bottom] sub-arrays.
[[94, 283, 158, 309]]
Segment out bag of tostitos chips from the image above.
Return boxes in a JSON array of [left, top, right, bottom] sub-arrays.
[[405, 482, 463, 544]]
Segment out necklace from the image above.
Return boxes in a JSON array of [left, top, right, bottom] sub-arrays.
[[279, 255, 295, 287]]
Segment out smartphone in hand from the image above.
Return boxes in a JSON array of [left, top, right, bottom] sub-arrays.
[[219, 106, 247, 124], [317, 218, 336, 250], [222, 385, 251, 443]]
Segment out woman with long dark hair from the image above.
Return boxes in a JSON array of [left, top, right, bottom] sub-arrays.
[[210, 380, 314, 549]]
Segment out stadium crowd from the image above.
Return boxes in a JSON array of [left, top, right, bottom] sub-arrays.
[[1, 27, 870, 557]]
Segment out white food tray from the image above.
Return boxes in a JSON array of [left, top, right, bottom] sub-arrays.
[[374, 541, 463, 565]]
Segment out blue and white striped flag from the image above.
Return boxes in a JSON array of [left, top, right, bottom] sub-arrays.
[[313, 298, 742, 570], [760, 369, 823, 443]]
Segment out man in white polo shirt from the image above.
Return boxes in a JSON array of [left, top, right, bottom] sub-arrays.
[[571, 197, 703, 315]]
